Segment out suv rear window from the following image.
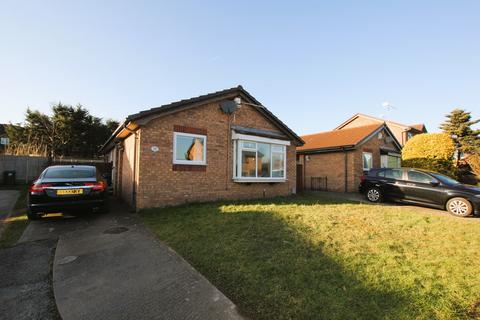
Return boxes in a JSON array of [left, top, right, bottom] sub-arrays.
[[44, 168, 95, 179]]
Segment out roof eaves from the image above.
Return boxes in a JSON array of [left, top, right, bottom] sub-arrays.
[[297, 145, 356, 154], [99, 86, 304, 152]]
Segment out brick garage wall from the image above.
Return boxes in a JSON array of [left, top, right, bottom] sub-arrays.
[[120, 132, 139, 206], [299, 128, 400, 192], [135, 102, 297, 209], [353, 128, 399, 188], [300, 151, 356, 192]]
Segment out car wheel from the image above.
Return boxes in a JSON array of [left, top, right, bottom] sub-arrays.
[[446, 197, 472, 217], [366, 187, 382, 203], [27, 209, 40, 220]]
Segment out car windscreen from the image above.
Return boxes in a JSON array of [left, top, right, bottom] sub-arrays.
[[431, 173, 460, 185], [44, 168, 95, 179]]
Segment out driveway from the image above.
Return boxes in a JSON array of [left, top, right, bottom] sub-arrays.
[[18, 201, 244, 320], [0, 239, 59, 319]]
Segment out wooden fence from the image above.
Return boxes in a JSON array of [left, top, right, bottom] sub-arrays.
[[0, 155, 108, 184], [0, 155, 49, 184]]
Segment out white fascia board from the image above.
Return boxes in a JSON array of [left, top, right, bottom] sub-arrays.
[[231, 132, 291, 146]]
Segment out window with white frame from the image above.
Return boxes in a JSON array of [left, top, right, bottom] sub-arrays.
[[173, 132, 207, 165], [362, 152, 373, 171], [381, 154, 401, 168], [233, 136, 287, 181]]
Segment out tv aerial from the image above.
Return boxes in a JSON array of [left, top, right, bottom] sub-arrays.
[[379, 101, 396, 119]]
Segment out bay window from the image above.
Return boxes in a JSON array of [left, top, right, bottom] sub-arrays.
[[233, 134, 288, 182]]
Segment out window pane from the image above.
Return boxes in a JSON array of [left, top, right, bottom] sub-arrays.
[[272, 145, 284, 153], [257, 143, 271, 177], [407, 170, 433, 183], [363, 153, 373, 170], [176, 135, 205, 162], [272, 152, 285, 178], [241, 141, 256, 149], [242, 150, 256, 177], [387, 156, 401, 168], [385, 169, 402, 179]]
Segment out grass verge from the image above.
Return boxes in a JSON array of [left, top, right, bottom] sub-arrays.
[[0, 185, 29, 248], [140, 194, 480, 320]]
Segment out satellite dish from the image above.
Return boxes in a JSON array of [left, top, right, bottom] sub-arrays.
[[220, 100, 238, 114]]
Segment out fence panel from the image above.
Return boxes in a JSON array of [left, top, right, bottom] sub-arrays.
[[0, 155, 108, 184], [0, 155, 49, 184]]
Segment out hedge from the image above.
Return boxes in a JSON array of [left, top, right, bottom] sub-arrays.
[[402, 133, 456, 177]]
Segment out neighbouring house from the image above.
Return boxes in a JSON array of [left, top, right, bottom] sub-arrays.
[[0, 124, 10, 154], [100, 86, 304, 210], [296, 123, 402, 192], [334, 113, 427, 146]]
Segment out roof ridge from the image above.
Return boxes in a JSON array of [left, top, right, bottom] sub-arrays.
[[127, 85, 242, 120], [301, 123, 383, 138], [336, 113, 426, 131]]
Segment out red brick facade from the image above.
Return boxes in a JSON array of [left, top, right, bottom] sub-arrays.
[[298, 127, 400, 192], [114, 100, 298, 209]]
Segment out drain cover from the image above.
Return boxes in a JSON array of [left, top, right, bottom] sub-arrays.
[[103, 226, 129, 234], [58, 256, 78, 265]]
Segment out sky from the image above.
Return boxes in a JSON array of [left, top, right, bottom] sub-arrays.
[[1, 0, 479, 135]]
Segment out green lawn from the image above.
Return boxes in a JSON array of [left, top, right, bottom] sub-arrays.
[[0, 185, 29, 248], [140, 194, 480, 320]]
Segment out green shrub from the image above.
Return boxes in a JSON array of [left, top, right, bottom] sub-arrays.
[[402, 133, 455, 160], [402, 158, 457, 177], [402, 133, 456, 177]]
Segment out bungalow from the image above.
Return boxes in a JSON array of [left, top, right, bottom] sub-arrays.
[[334, 113, 427, 146], [100, 86, 304, 210], [296, 123, 402, 192]]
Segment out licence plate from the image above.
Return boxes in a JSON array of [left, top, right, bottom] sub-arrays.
[[57, 189, 83, 195]]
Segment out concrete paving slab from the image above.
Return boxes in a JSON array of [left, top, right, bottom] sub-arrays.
[[0, 239, 59, 320], [48, 203, 244, 320]]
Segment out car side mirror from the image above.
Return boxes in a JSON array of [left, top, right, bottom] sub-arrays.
[[429, 181, 440, 187]]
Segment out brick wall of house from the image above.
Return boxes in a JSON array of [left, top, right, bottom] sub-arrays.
[[353, 128, 398, 186], [299, 128, 399, 192], [134, 102, 297, 209], [299, 151, 356, 192], [120, 131, 140, 206]]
